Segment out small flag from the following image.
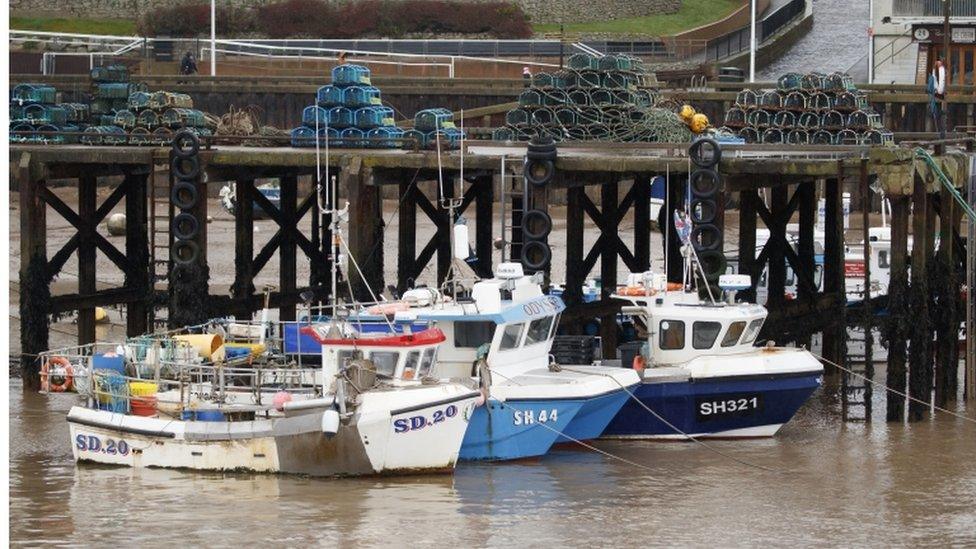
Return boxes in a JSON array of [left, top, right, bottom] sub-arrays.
[[673, 210, 692, 245]]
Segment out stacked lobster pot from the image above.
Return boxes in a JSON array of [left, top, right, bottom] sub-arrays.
[[492, 53, 691, 143], [10, 83, 87, 144], [291, 64, 424, 149], [86, 64, 148, 145], [89, 88, 214, 146], [403, 108, 465, 150], [720, 71, 893, 146]]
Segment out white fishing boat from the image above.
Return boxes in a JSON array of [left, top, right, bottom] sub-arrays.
[[43, 319, 480, 477]]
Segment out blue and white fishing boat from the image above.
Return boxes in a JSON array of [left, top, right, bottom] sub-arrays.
[[602, 271, 823, 439], [385, 263, 640, 461]]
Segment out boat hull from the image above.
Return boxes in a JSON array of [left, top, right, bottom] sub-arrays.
[[459, 398, 583, 461], [556, 388, 632, 443], [601, 371, 822, 439]]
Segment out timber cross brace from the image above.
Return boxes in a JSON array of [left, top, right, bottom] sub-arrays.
[[228, 173, 335, 320], [394, 171, 495, 294]]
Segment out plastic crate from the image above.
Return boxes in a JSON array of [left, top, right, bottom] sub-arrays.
[[331, 64, 371, 86]]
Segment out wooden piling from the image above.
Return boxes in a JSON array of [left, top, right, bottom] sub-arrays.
[[397, 178, 418, 293], [563, 184, 585, 324], [886, 195, 910, 421], [77, 174, 97, 346], [279, 174, 298, 321], [473, 175, 495, 279], [123, 168, 150, 337], [738, 187, 758, 303], [599, 181, 619, 359], [858, 159, 874, 419], [934, 186, 960, 405], [908, 174, 932, 421], [766, 185, 788, 311], [18, 153, 48, 390], [346, 163, 384, 302], [822, 175, 847, 373]]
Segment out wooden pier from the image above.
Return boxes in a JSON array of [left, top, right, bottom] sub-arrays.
[[11, 140, 974, 417]]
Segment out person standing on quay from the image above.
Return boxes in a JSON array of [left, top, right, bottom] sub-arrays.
[[928, 57, 947, 139], [180, 51, 198, 75]]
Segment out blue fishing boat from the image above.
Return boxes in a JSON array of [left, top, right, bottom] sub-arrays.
[[380, 263, 640, 460], [601, 272, 823, 439]]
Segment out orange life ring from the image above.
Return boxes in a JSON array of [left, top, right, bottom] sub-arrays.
[[666, 282, 683, 292], [617, 286, 656, 296], [41, 356, 73, 392], [632, 354, 646, 372]]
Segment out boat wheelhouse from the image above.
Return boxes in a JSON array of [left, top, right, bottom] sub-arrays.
[[602, 272, 823, 439]]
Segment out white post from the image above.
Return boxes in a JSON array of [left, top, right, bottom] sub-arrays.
[[867, 0, 874, 84], [210, 0, 217, 76], [749, 0, 757, 83]]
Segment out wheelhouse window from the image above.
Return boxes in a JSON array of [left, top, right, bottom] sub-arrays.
[[721, 321, 746, 347], [693, 321, 722, 350], [454, 321, 497, 348], [499, 323, 525, 350], [878, 250, 890, 269], [402, 351, 420, 379], [369, 351, 399, 377], [417, 348, 436, 378], [525, 316, 555, 346], [659, 320, 685, 350], [741, 319, 764, 344]]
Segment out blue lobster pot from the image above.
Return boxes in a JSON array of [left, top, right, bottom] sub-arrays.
[[290, 126, 316, 147], [340, 127, 364, 148], [316, 85, 345, 107], [328, 107, 354, 129], [403, 129, 427, 149], [302, 105, 329, 127], [414, 107, 454, 132], [331, 63, 371, 86], [344, 86, 381, 107], [426, 127, 464, 149], [367, 127, 403, 149], [354, 106, 382, 129], [318, 126, 341, 147]]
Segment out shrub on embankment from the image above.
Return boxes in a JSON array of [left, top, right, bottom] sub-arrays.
[[136, 0, 533, 39]]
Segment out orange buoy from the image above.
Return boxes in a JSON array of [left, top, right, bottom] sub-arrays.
[[666, 282, 683, 292], [41, 356, 73, 392]]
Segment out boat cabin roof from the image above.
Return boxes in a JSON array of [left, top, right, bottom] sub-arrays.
[[300, 326, 445, 348]]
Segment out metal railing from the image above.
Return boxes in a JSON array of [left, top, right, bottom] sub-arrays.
[[706, 0, 807, 61], [892, 0, 976, 17]]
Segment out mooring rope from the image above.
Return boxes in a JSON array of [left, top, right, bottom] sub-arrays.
[[811, 351, 976, 425]]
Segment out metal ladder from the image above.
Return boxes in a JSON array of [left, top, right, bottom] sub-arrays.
[[149, 168, 171, 288], [498, 155, 525, 264], [842, 327, 872, 422]]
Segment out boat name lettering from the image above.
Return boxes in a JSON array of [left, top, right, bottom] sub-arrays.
[[696, 394, 763, 421], [513, 408, 557, 426], [75, 433, 130, 456], [522, 297, 561, 317], [393, 404, 458, 434]]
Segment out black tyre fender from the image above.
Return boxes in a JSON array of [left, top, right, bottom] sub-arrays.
[[691, 223, 722, 252], [171, 180, 198, 210], [697, 249, 727, 281], [171, 154, 200, 180], [526, 148, 558, 161], [172, 240, 200, 265], [690, 168, 721, 199], [520, 240, 552, 271], [690, 198, 718, 224], [522, 209, 553, 240], [524, 158, 554, 187], [689, 137, 721, 168], [172, 131, 200, 158], [172, 212, 200, 240]]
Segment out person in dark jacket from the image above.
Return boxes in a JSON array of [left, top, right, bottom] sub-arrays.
[[180, 52, 198, 75]]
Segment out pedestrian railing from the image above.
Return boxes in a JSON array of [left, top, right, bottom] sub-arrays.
[[706, 0, 807, 62]]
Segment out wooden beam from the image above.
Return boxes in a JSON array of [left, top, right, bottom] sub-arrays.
[[599, 180, 619, 359], [77, 174, 97, 346], [738, 188, 758, 302], [564, 186, 586, 325], [822, 174, 847, 373], [232, 178, 256, 316], [766, 185, 788, 310], [908, 174, 932, 421], [886, 194, 910, 421], [633, 176, 651, 272], [279, 175, 298, 321], [124, 170, 150, 336], [397, 179, 417, 292], [473, 175, 494, 279], [797, 181, 817, 304], [18, 153, 48, 389]]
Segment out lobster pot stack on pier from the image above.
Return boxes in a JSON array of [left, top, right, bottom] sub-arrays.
[[10, 83, 88, 144], [403, 108, 464, 150], [720, 71, 894, 146], [492, 53, 698, 144], [291, 64, 426, 149]]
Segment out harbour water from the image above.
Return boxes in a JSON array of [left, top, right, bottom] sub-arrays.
[[10, 371, 976, 546]]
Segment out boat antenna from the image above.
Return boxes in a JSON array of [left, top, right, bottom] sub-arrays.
[[436, 111, 466, 301], [664, 165, 670, 285]]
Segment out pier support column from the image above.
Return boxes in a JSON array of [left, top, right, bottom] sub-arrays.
[[738, 187, 758, 303], [797, 180, 817, 308], [346, 164, 384, 303], [279, 174, 298, 321], [822, 174, 847, 374], [473, 175, 495, 279], [766, 185, 788, 312], [397, 178, 417, 294], [935, 186, 962, 405], [599, 180, 619, 359], [77, 174, 97, 346], [633, 176, 651, 272], [168, 167, 209, 329], [124, 168, 151, 337], [886, 195, 910, 421], [908, 177, 933, 421], [563, 185, 585, 335], [19, 153, 48, 390], [231, 178, 255, 317]]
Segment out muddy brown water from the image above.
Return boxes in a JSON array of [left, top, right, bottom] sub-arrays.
[[9, 191, 976, 545]]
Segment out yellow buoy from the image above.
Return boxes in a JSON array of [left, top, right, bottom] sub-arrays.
[[679, 104, 696, 122], [691, 113, 710, 134], [94, 307, 109, 324]]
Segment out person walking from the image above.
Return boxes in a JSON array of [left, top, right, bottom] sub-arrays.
[[180, 51, 198, 76], [522, 66, 532, 87], [928, 57, 947, 139]]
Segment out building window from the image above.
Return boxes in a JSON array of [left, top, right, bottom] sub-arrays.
[[659, 320, 685, 350], [693, 321, 722, 350]]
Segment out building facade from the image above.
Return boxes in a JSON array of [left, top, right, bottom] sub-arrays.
[[871, 0, 976, 85]]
